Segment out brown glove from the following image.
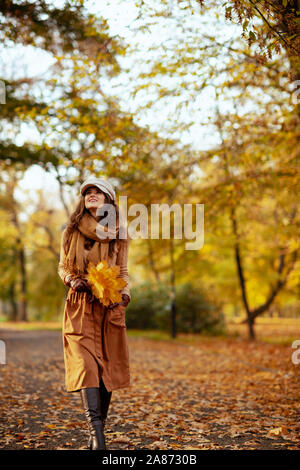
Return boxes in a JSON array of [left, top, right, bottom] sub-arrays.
[[65, 275, 95, 303], [121, 294, 131, 307], [64, 274, 74, 288], [69, 277, 90, 293], [107, 294, 130, 310]]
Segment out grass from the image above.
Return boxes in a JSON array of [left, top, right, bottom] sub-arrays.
[[127, 328, 235, 344]]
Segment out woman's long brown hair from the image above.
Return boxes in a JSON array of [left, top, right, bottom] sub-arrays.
[[63, 189, 122, 258]]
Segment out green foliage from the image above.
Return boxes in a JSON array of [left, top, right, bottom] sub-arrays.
[[126, 281, 225, 335], [173, 282, 225, 335], [125, 280, 170, 330]]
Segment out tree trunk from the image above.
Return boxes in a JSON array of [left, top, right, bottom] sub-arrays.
[[17, 240, 27, 322], [146, 237, 160, 283], [247, 316, 255, 341], [9, 281, 18, 321], [170, 237, 177, 338], [55, 170, 71, 219], [230, 206, 256, 340]]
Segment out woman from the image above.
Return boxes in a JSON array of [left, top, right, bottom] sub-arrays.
[[58, 177, 131, 450]]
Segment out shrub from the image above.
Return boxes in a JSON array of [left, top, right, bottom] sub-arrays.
[[175, 282, 225, 335], [126, 281, 225, 335], [125, 280, 170, 330]]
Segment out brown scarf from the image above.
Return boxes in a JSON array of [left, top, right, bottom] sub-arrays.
[[62, 211, 119, 278]]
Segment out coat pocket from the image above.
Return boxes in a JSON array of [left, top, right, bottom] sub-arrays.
[[63, 299, 84, 335], [108, 304, 126, 328]]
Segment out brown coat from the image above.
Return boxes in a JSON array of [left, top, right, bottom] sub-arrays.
[[58, 228, 131, 393]]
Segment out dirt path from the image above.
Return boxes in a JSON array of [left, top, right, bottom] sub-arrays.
[[0, 328, 299, 450]]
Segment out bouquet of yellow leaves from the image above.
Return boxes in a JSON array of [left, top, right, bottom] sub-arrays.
[[85, 259, 127, 307]]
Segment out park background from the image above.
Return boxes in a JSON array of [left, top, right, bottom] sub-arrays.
[[0, 0, 299, 450]]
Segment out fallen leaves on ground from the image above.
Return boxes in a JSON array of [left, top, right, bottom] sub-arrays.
[[0, 328, 299, 450]]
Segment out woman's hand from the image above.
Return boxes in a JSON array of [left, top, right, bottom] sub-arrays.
[[121, 294, 130, 307], [70, 278, 90, 292], [65, 275, 95, 302], [107, 294, 130, 310]]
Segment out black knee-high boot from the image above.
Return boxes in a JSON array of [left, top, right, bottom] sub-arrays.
[[87, 379, 112, 449], [80, 387, 106, 450], [99, 378, 112, 429]]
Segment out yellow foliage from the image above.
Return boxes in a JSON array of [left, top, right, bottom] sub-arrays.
[[86, 259, 127, 307]]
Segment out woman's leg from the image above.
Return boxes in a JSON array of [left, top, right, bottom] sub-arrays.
[[80, 387, 106, 450]]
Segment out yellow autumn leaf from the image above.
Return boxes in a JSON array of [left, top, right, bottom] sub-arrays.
[[86, 259, 127, 306], [267, 426, 287, 436]]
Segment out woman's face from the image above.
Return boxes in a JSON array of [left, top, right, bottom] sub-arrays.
[[84, 186, 106, 213]]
